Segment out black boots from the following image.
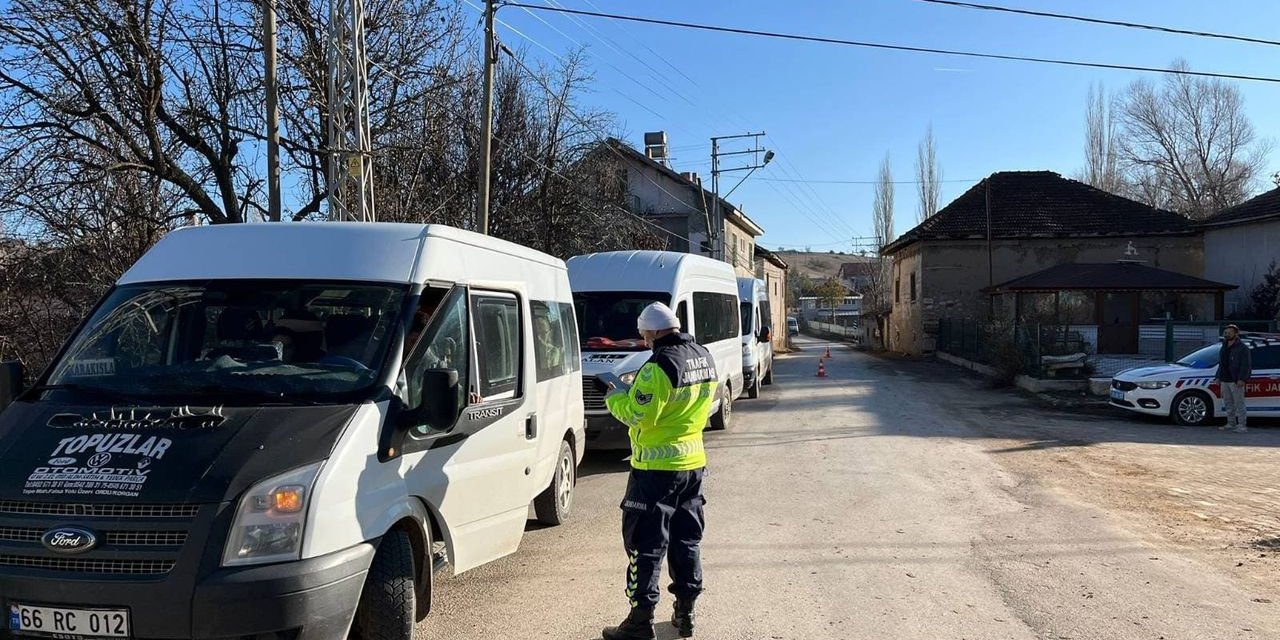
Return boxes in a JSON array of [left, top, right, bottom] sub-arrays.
[[672, 599, 696, 638], [602, 607, 656, 640]]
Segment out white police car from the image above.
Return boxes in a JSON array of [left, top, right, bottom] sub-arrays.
[[1109, 333, 1280, 426]]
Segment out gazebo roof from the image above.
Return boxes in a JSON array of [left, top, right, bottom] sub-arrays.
[[986, 263, 1236, 293]]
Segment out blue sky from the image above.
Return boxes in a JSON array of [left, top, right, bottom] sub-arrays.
[[489, 0, 1280, 251]]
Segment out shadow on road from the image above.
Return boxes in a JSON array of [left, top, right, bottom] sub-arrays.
[[578, 450, 632, 478], [781, 334, 1280, 452], [586, 625, 683, 640]]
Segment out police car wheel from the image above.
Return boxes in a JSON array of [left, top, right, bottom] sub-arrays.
[[747, 369, 761, 399], [1172, 390, 1213, 426], [534, 439, 575, 525], [353, 530, 416, 640], [709, 387, 732, 431]]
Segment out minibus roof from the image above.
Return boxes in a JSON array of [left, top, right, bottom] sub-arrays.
[[737, 276, 766, 301], [567, 251, 737, 295], [119, 222, 564, 285]]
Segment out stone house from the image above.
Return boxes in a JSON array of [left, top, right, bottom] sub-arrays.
[[881, 171, 1207, 355], [753, 245, 790, 351]]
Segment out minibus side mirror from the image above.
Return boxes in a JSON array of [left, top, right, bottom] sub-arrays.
[[758, 326, 772, 344], [399, 368, 461, 432], [0, 361, 25, 413]]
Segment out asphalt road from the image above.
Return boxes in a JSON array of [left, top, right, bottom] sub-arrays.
[[417, 336, 1280, 639]]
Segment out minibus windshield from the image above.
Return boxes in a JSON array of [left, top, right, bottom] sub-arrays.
[[44, 281, 406, 404], [740, 302, 752, 336], [573, 291, 670, 351]]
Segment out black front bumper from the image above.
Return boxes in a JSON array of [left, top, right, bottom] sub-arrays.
[[585, 414, 631, 450], [0, 502, 374, 640]]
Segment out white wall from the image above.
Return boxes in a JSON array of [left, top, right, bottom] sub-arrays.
[[1205, 220, 1280, 316]]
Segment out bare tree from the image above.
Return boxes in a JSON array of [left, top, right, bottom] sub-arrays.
[[0, 0, 268, 225], [1082, 82, 1124, 194], [1115, 60, 1271, 218], [865, 153, 896, 332], [874, 154, 896, 254], [915, 124, 942, 223]]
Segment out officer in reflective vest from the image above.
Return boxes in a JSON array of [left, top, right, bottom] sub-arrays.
[[602, 302, 717, 640]]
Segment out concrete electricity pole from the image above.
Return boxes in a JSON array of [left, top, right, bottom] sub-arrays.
[[477, 0, 497, 235], [709, 132, 770, 262], [264, 0, 281, 222], [326, 0, 375, 222]]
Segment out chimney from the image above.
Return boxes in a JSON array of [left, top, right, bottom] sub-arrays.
[[680, 171, 701, 187]]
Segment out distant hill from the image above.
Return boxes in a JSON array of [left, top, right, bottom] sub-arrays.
[[776, 250, 875, 282]]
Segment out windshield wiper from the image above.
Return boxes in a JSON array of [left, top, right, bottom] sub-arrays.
[[28, 383, 146, 404], [186, 384, 324, 406]]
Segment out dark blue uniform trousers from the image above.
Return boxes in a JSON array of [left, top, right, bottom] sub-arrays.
[[620, 468, 706, 610]]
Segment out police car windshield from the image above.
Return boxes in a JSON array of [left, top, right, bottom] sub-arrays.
[[1175, 344, 1220, 369], [573, 291, 670, 351], [45, 281, 406, 404]]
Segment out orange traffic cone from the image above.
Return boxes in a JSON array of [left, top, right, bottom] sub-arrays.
[[824, 346, 832, 359], [816, 360, 827, 378]]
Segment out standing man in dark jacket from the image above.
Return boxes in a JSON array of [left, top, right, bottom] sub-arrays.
[[1216, 325, 1252, 433], [601, 302, 716, 640]]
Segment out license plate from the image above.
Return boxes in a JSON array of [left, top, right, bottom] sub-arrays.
[[9, 604, 130, 639], [1110, 389, 1126, 401]]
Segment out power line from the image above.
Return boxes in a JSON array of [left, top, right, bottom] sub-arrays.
[[919, 0, 1280, 48], [503, 3, 1280, 84], [404, 76, 697, 247], [503, 2, 863, 239], [483, 5, 858, 242], [759, 177, 980, 185]]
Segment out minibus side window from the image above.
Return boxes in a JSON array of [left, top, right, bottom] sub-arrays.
[[532, 300, 571, 381], [404, 287, 470, 433], [472, 294, 522, 399], [692, 292, 738, 343], [558, 302, 581, 373]]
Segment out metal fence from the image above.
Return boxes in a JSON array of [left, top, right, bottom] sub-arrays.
[[937, 318, 1279, 379], [807, 319, 860, 341]]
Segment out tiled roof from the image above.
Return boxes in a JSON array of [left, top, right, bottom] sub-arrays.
[[884, 171, 1193, 254], [987, 262, 1235, 292], [838, 259, 878, 278], [1200, 186, 1280, 228]]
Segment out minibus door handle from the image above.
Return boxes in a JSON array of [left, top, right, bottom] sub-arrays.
[[525, 414, 538, 440]]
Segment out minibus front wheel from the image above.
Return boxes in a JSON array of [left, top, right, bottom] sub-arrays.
[[352, 530, 417, 640]]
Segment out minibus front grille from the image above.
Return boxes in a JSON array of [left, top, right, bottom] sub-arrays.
[[0, 554, 175, 576], [582, 376, 607, 412], [0, 501, 199, 519], [0, 527, 188, 547]]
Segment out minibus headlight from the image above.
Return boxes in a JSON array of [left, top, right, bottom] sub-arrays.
[[222, 462, 322, 567], [619, 369, 640, 386]]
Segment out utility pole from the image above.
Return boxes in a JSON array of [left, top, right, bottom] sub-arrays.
[[264, 0, 281, 222], [477, 0, 498, 235], [985, 179, 993, 287], [326, 0, 375, 222], [709, 131, 770, 263]]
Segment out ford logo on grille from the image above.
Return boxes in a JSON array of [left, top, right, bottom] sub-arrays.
[[41, 526, 99, 555]]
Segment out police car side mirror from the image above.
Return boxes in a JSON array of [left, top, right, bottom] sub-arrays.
[[0, 361, 25, 413]]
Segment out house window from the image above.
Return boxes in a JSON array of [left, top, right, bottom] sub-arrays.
[[909, 273, 917, 302], [895, 279, 900, 303]]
